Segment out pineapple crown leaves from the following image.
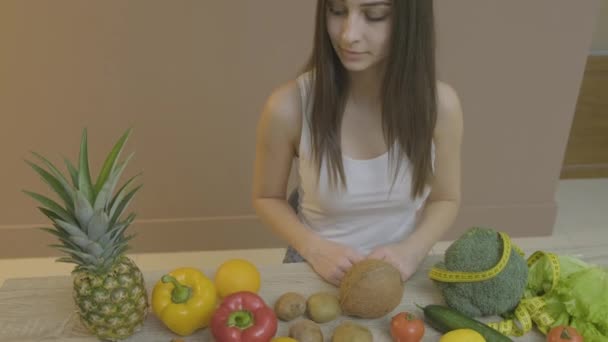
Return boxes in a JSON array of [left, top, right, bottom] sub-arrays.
[[23, 128, 142, 270]]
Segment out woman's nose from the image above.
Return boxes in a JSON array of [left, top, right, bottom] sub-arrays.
[[341, 14, 363, 45]]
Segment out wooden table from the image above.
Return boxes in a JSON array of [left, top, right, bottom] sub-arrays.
[[1, 243, 606, 342]]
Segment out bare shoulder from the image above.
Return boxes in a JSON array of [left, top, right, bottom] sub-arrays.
[[259, 79, 303, 153], [263, 79, 302, 123], [437, 81, 462, 120], [435, 81, 463, 133]]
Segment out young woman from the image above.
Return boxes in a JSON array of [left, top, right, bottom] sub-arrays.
[[252, 0, 463, 287]]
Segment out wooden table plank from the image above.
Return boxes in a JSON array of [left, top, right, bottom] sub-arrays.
[[2, 245, 606, 342]]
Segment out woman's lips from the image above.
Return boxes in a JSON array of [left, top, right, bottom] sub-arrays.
[[340, 48, 367, 60]]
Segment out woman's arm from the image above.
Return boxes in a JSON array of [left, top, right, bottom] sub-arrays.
[[367, 81, 463, 280], [252, 81, 314, 252], [252, 81, 364, 285]]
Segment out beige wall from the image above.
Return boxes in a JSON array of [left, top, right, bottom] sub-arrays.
[[592, 0, 608, 51], [0, 0, 599, 258]]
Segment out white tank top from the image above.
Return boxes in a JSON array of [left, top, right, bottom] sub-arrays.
[[295, 72, 434, 255]]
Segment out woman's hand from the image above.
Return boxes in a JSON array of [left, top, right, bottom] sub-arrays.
[[300, 238, 364, 287], [366, 243, 429, 282]]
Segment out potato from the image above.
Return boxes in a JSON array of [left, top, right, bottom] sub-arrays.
[[331, 321, 373, 342], [306, 292, 341, 323], [274, 292, 307, 321], [288, 319, 323, 342]]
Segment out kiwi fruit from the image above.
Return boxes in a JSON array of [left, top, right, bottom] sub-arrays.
[[306, 292, 341, 323]]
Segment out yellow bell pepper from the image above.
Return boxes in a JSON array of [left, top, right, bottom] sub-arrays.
[[152, 267, 217, 336]]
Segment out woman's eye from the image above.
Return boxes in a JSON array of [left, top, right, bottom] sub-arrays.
[[328, 4, 347, 16], [365, 10, 390, 21]]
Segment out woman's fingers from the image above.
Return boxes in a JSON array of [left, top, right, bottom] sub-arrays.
[[348, 251, 365, 264], [330, 268, 345, 286], [366, 248, 388, 261]]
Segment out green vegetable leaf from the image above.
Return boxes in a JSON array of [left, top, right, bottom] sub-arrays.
[[42, 226, 82, 251], [38, 207, 62, 222], [63, 157, 79, 188], [109, 173, 141, 214], [78, 129, 94, 204], [54, 219, 88, 240], [25, 158, 74, 212], [55, 257, 82, 265], [110, 184, 142, 226], [94, 128, 132, 196], [87, 210, 109, 242], [526, 254, 608, 341], [93, 152, 134, 212], [23, 191, 75, 224], [559, 267, 608, 332], [74, 190, 94, 231]]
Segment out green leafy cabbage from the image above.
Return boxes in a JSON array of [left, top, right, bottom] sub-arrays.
[[526, 255, 608, 342]]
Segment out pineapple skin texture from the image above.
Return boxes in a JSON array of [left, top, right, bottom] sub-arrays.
[[73, 256, 149, 341]]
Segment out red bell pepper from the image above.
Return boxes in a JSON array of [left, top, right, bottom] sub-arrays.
[[211, 291, 278, 342]]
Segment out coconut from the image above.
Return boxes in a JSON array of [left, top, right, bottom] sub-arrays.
[[339, 259, 404, 318]]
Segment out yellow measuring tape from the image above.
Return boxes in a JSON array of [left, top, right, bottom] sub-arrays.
[[428, 232, 561, 337], [487, 251, 561, 336], [429, 232, 523, 283]]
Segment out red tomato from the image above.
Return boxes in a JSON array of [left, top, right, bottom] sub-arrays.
[[547, 326, 584, 342], [390, 312, 425, 342]]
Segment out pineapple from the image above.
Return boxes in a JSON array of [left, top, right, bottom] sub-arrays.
[[24, 128, 148, 341]]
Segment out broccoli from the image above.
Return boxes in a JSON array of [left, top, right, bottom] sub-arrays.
[[432, 227, 528, 317]]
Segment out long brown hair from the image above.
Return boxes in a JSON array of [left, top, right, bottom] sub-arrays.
[[305, 0, 437, 198]]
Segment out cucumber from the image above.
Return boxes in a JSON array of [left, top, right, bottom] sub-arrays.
[[419, 304, 513, 342]]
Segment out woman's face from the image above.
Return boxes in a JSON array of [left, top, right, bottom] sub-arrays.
[[326, 0, 393, 72]]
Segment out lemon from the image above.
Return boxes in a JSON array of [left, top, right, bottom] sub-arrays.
[[439, 329, 486, 342]]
